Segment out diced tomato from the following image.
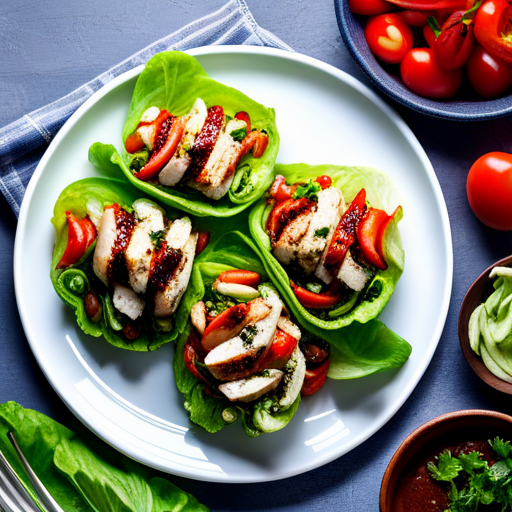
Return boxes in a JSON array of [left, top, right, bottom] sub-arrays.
[[57, 212, 97, 269], [234, 111, 251, 133], [315, 175, 332, 189], [261, 329, 298, 369], [376, 206, 402, 259], [218, 270, 261, 288], [357, 208, 389, 270], [184, 335, 206, 382], [290, 281, 342, 309], [195, 232, 210, 256], [302, 358, 330, 396], [269, 175, 295, 203], [124, 132, 145, 154], [134, 115, 186, 181], [325, 189, 367, 266]]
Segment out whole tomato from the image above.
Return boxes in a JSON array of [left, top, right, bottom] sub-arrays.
[[349, 0, 394, 16], [365, 13, 414, 64], [467, 152, 512, 230], [423, 24, 437, 47], [397, 10, 428, 26], [467, 44, 512, 98], [400, 48, 463, 97]]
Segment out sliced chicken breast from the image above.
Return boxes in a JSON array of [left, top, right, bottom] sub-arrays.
[[273, 209, 315, 266], [113, 284, 145, 321], [276, 316, 301, 341], [218, 369, 283, 403], [297, 187, 344, 274], [204, 286, 282, 381], [337, 250, 368, 292], [93, 207, 117, 286], [125, 199, 165, 294]]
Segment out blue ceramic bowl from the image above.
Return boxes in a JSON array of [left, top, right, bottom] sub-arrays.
[[334, 0, 512, 121]]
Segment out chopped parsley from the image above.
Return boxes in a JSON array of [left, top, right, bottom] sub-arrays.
[[150, 230, 166, 251], [129, 150, 149, 173], [240, 325, 258, 346], [293, 180, 322, 202], [365, 280, 382, 302], [230, 127, 247, 142], [428, 438, 512, 511], [314, 227, 330, 238], [306, 282, 323, 294]]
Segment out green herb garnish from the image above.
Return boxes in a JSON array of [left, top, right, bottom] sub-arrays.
[[428, 438, 512, 511], [240, 325, 258, 346], [314, 227, 330, 238], [230, 127, 247, 142], [128, 150, 149, 173], [306, 282, 322, 294], [150, 230, 166, 251], [293, 180, 322, 202]]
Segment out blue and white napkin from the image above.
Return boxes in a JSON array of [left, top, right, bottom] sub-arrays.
[[0, 0, 291, 217]]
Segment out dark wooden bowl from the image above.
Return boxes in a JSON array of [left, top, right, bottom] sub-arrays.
[[458, 255, 512, 395], [380, 410, 512, 512]]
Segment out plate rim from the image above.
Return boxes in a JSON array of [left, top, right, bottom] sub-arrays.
[[14, 44, 453, 483]]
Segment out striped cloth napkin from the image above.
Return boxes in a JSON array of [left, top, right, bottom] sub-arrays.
[[0, 0, 291, 217]]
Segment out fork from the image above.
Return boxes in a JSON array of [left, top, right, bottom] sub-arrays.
[[0, 432, 65, 512]]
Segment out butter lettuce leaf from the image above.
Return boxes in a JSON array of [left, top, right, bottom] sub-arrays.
[[249, 163, 405, 331], [50, 177, 189, 351], [0, 402, 208, 512], [89, 51, 279, 217]]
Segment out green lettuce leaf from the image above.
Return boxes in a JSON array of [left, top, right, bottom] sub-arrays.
[[0, 402, 208, 512], [249, 163, 405, 331], [50, 177, 189, 351], [89, 51, 279, 217]]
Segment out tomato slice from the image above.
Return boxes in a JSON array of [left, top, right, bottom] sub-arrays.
[[267, 197, 314, 244], [302, 358, 330, 396], [376, 206, 402, 259], [124, 132, 145, 154], [57, 212, 97, 269], [234, 111, 251, 133], [134, 115, 186, 181], [261, 329, 298, 369], [269, 175, 295, 203], [218, 270, 261, 288], [195, 232, 210, 256], [315, 175, 332, 189], [290, 281, 342, 309], [184, 335, 207, 382], [325, 189, 367, 267], [357, 208, 389, 270]]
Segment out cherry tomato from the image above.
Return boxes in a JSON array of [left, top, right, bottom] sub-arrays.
[[124, 132, 145, 154], [349, 0, 394, 16], [302, 359, 330, 397], [218, 270, 261, 288], [467, 44, 512, 98], [398, 10, 428, 26], [423, 24, 437, 47], [261, 330, 298, 369], [290, 281, 342, 309], [357, 208, 389, 270], [365, 14, 414, 64], [400, 48, 463, 98], [434, 9, 475, 70], [234, 111, 251, 133], [195, 232, 210, 255], [184, 335, 207, 382], [385, 0, 465, 9], [467, 152, 512, 230], [57, 212, 97, 269], [269, 175, 295, 202], [315, 175, 332, 189]]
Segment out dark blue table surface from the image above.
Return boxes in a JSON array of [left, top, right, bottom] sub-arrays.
[[1, 0, 511, 510]]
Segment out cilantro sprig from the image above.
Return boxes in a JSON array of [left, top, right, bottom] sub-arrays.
[[427, 438, 512, 511], [292, 180, 322, 202]]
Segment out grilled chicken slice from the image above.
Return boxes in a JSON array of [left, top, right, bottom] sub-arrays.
[[125, 199, 165, 294], [190, 301, 207, 335], [136, 106, 161, 151], [201, 297, 271, 351], [296, 187, 344, 274], [204, 286, 282, 381], [278, 347, 306, 409], [112, 284, 145, 321], [273, 209, 315, 266], [153, 230, 198, 318], [276, 316, 301, 341], [337, 250, 368, 292], [218, 369, 283, 403], [93, 207, 117, 286]]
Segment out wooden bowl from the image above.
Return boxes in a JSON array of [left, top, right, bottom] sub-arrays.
[[458, 255, 512, 395], [380, 410, 512, 512]]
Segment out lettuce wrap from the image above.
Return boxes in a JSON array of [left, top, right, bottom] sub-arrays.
[[0, 402, 208, 512], [89, 51, 279, 217], [249, 163, 405, 331], [50, 177, 195, 351], [173, 230, 411, 437]]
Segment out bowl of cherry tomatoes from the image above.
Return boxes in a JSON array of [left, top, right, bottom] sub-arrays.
[[335, 0, 512, 120]]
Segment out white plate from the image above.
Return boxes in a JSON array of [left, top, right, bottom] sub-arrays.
[[14, 46, 452, 483]]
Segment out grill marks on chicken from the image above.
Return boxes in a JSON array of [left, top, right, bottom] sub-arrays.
[[107, 205, 136, 287]]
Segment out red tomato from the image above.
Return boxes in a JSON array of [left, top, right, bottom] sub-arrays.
[[400, 48, 463, 97], [195, 232, 210, 255], [262, 330, 298, 369], [349, 0, 394, 16], [423, 24, 437, 47], [269, 175, 295, 202], [434, 9, 475, 70], [467, 152, 512, 230], [357, 208, 389, 270], [365, 14, 414, 64], [467, 44, 512, 98], [218, 270, 261, 287], [290, 282, 342, 309], [398, 10, 428, 26], [302, 359, 330, 397], [57, 212, 97, 269], [234, 111, 251, 133], [315, 175, 332, 189], [184, 336, 206, 382], [124, 132, 145, 154]]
